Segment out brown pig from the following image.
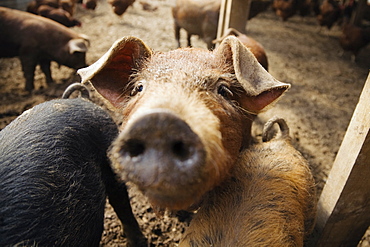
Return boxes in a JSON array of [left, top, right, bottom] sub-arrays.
[[179, 117, 317, 247], [0, 7, 89, 91], [77, 36, 290, 211], [339, 24, 370, 62], [108, 0, 135, 16], [37, 5, 81, 27], [27, 0, 60, 14], [172, 0, 219, 49], [213, 28, 269, 71], [317, 0, 341, 30], [172, 0, 271, 49], [60, 0, 76, 16], [83, 0, 97, 10]]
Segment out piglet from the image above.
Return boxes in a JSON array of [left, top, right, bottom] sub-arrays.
[[78, 36, 290, 211], [179, 117, 317, 247]]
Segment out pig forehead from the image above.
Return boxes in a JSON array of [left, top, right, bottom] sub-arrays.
[[146, 49, 229, 73]]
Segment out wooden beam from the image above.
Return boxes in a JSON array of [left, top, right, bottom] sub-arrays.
[[315, 73, 370, 247], [350, 0, 368, 26], [217, 0, 252, 40]]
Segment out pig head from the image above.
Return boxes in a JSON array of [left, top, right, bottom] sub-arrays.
[[78, 36, 290, 210]]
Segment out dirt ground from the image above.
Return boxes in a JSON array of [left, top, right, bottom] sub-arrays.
[[0, 0, 369, 246]]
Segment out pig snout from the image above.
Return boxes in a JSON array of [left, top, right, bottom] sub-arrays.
[[121, 111, 205, 167], [111, 110, 207, 208]]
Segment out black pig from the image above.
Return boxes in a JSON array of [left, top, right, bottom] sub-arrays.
[[0, 84, 146, 247]]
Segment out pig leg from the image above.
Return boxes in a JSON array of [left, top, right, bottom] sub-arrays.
[[103, 166, 147, 247], [187, 32, 192, 47], [19, 54, 37, 92], [174, 22, 181, 48], [39, 59, 54, 85]]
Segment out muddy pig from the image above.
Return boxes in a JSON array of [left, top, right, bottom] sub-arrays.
[[77, 36, 290, 211], [0, 83, 147, 247], [0, 7, 89, 92], [213, 28, 269, 71], [179, 117, 317, 247]]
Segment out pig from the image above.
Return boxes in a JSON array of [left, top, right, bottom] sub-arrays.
[[108, 0, 135, 16], [178, 117, 317, 246], [172, 0, 270, 49], [272, 0, 298, 21], [0, 7, 89, 92], [339, 23, 370, 62], [172, 0, 219, 49], [83, 0, 98, 10], [213, 28, 269, 71], [37, 5, 81, 27], [60, 0, 77, 16], [0, 83, 147, 247], [77, 35, 290, 211], [317, 0, 341, 30], [27, 0, 60, 14]]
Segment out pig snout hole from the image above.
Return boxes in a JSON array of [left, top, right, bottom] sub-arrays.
[[124, 139, 146, 158], [124, 139, 191, 161]]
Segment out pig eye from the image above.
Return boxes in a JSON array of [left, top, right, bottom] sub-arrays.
[[217, 84, 233, 99], [130, 84, 144, 96]]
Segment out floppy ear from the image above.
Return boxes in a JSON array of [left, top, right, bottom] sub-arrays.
[[78, 36, 152, 108], [215, 36, 290, 114]]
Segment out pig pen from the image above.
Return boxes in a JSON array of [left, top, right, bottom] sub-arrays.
[[0, 0, 369, 246]]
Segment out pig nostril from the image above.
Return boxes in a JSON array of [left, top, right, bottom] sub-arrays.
[[172, 141, 190, 160], [125, 139, 145, 157]]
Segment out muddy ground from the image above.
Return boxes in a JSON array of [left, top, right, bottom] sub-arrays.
[[0, 0, 369, 246]]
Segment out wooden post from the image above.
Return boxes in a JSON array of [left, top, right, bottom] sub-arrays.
[[217, 0, 252, 40], [350, 0, 368, 26], [315, 73, 370, 247]]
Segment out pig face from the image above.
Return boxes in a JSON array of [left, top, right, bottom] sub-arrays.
[[78, 36, 290, 210]]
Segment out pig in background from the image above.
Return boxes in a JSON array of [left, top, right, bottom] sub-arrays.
[[108, 0, 135, 16], [272, 0, 319, 21], [172, 0, 271, 49], [0, 83, 146, 247], [0, 7, 89, 92], [78, 35, 290, 212], [179, 117, 317, 247], [83, 0, 98, 10], [339, 24, 370, 62], [27, 0, 81, 27]]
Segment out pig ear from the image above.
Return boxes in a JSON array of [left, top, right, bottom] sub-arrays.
[[68, 38, 89, 54], [78, 36, 152, 108], [215, 36, 290, 114]]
